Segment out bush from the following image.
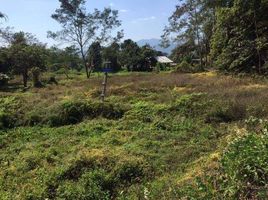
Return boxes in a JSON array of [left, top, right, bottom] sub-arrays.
[[206, 102, 246, 123], [170, 93, 208, 117], [57, 170, 111, 200], [218, 133, 268, 199], [0, 97, 19, 129], [47, 100, 126, 127], [175, 61, 193, 73], [113, 159, 147, 185]]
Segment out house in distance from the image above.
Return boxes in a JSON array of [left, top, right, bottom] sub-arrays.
[[155, 56, 174, 64], [154, 56, 175, 71]]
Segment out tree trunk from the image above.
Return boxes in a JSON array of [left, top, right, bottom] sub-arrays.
[[22, 69, 28, 87], [80, 46, 89, 78], [82, 58, 89, 78], [253, 11, 262, 74], [194, 7, 204, 71]]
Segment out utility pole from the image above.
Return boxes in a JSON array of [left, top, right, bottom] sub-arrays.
[[101, 72, 108, 103], [101, 61, 112, 103]]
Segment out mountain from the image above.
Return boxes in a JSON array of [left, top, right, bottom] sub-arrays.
[[136, 39, 177, 55]]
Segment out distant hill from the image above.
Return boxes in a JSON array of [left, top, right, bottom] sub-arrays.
[[136, 38, 177, 55]]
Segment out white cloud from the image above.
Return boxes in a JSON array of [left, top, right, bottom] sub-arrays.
[[132, 16, 156, 23], [109, 2, 115, 7]]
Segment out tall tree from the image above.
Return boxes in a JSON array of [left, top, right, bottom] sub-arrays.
[[119, 39, 142, 71], [211, 0, 268, 73], [48, 0, 123, 78], [162, 0, 205, 69], [88, 42, 102, 72]]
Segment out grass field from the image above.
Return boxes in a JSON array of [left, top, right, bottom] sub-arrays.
[[1, 71, 268, 199]]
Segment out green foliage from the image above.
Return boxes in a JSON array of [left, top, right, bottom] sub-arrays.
[[2, 73, 268, 199], [211, 0, 268, 73], [31, 67, 43, 88], [119, 40, 157, 72], [218, 133, 268, 199], [57, 170, 111, 200], [47, 46, 82, 72], [206, 102, 247, 123], [45, 100, 126, 127], [0, 97, 19, 129], [171, 93, 208, 117], [49, 0, 122, 78], [102, 42, 121, 72], [7, 32, 47, 87], [175, 60, 194, 73], [88, 42, 103, 72]]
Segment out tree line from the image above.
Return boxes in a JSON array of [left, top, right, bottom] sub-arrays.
[[0, 0, 164, 87], [0, 29, 162, 87], [163, 0, 268, 74]]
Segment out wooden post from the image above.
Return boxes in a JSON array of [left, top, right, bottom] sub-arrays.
[[101, 72, 108, 103]]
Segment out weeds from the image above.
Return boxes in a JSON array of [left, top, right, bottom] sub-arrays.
[[1, 72, 268, 199]]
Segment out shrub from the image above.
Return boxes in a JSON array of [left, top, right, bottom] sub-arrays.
[[170, 93, 208, 117], [0, 97, 19, 129], [25, 112, 43, 126], [206, 102, 246, 123], [112, 158, 150, 186], [218, 133, 268, 199], [57, 172, 111, 200], [124, 101, 156, 123], [175, 61, 193, 73], [47, 100, 126, 127]]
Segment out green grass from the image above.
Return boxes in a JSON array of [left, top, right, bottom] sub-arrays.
[[0, 72, 268, 199]]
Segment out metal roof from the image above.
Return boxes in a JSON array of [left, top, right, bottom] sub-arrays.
[[155, 56, 173, 63]]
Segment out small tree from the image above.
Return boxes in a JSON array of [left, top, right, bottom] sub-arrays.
[[48, 0, 123, 78], [102, 42, 121, 72], [119, 39, 142, 71], [7, 32, 46, 87]]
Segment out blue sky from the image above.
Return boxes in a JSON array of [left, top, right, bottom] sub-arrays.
[[0, 0, 178, 46]]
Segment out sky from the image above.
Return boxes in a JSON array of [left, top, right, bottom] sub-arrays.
[[0, 0, 178, 46]]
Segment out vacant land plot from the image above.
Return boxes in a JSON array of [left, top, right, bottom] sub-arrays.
[[1, 72, 268, 199]]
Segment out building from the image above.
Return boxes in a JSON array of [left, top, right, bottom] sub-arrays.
[[155, 56, 174, 64]]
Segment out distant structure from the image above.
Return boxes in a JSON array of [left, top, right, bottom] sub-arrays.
[[153, 56, 175, 71], [155, 56, 174, 64]]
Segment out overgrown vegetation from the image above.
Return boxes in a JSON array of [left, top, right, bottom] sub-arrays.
[[1, 72, 268, 199], [1, 0, 268, 199], [164, 0, 268, 74]]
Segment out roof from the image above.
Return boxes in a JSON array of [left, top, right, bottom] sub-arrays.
[[155, 56, 173, 64]]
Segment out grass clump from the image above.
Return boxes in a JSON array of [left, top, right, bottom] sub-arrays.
[[206, 102, 247, 123], [170, 93, 209, 117], [25, 100, 127, 127], [0, 96, 21, 129]]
